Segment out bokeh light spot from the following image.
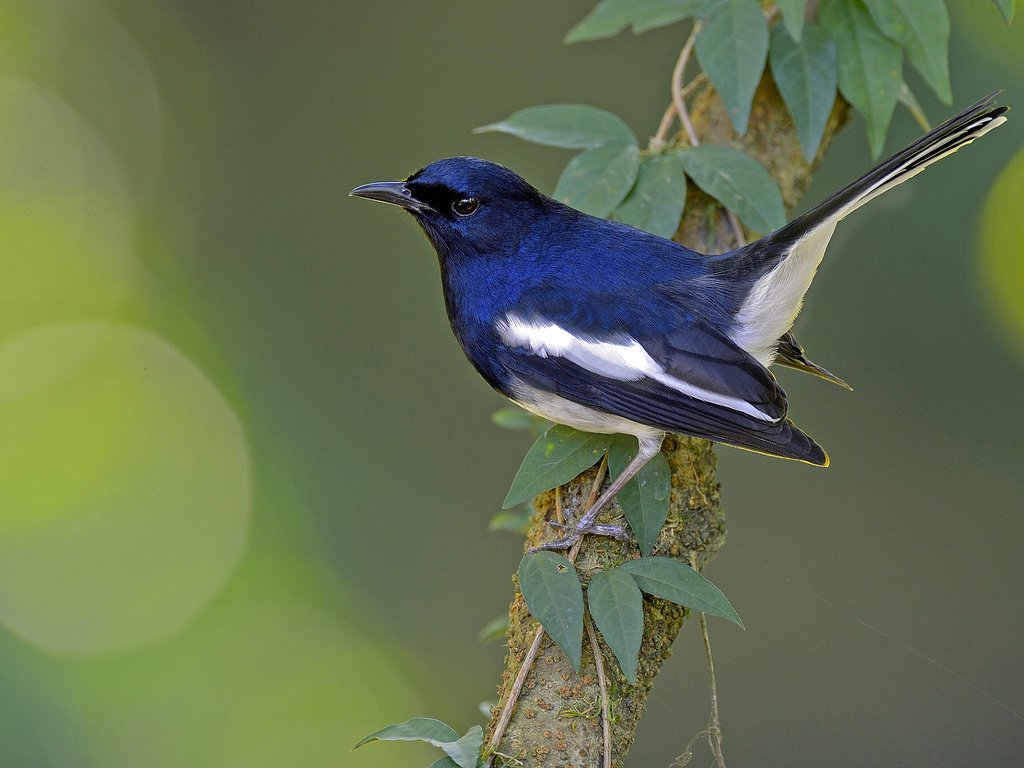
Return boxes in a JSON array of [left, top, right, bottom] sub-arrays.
[[0, 0, 165, 198], [63, 556, 425, 768], [979, 143, 1024, 358], [0, 321, 251, 655], [0, 76, 141, 339]]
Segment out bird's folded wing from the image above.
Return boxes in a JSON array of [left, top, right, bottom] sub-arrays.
[[493, 307, 827, 465]]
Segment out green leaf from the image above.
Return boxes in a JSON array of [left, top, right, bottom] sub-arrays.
[[489, 507, 533, 534], [607, 435, 671, 556], [769, 22, 838, 162], [695, 0, 769, 136], [518, 552, 585, 670], [441, 725, 483, 768], [777, 0, 808, 41], [477, 613, 509, 643], [622, 557, 744, 627], [354, 717, 460, 749], [897, 81, 931, 131], [587, 568, 645, 684], [565, 0, 709, 43], [613, 152, 687, 238], [863, 0, 951, 105], [676, 144, 785, 233], [503, 425, 614, 508], [554, 141, 641, 217], [992, 0, 1015, 23], [820, 0, 903, 159], [475, 104, 636, 149], [429, 759, 460, 768]]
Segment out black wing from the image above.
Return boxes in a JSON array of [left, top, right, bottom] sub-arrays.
[[494, 306, 828, 466]]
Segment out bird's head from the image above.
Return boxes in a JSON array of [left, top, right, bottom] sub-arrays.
[[350, 157, 547, 258]]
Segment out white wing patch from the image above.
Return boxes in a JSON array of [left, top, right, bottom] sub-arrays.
[[496, 314, 777, 422]]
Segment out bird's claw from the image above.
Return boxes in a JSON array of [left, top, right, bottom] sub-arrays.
[[528, 521, 631, 553]]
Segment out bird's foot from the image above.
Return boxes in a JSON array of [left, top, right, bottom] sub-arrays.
[[526, 520, 631, 553], [525, 432, 665, 554]]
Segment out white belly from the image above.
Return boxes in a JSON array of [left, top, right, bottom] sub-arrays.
[[509, 379, 664, 440]]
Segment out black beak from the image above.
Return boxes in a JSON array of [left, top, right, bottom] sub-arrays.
[[349, 181, 432, 213]]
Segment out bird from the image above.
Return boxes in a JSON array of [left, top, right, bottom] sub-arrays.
[[350, 94, 1007, 550]]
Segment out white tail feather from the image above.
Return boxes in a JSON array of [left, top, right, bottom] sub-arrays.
[[728, 102, 1007, 365]]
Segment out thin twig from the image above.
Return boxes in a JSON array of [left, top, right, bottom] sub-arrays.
[[651, 102, 677, 150], [699, 612, 726, 768], [487, 460, 610, 761], [489, 625, 545, 761], [672, 22, 702, 148], [725, 209, 746, 247], [555, 485, 563, 526], [652, 72, 706, 151], [585, 617, 613, 768], [668, 22, 745, 248], [691, 553, 726, 768], [669, 23, 746, 247], [678, 71, 707, 101], [653, 24, 701, 149]]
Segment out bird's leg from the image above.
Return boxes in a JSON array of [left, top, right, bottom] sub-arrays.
[[530, 432, 665, 552]]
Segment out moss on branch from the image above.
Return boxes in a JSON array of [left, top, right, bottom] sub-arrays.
[[486, 75, 849, 767]]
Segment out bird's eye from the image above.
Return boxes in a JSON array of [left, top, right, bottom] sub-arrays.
[[451, 197, 480, 217]]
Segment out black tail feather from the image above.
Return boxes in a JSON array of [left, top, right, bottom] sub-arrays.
[[770, 92, 1008, 246]]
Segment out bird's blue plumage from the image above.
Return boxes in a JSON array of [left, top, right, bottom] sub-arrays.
[[350, 95, 1006, 469], [389, 156, 820, 462]]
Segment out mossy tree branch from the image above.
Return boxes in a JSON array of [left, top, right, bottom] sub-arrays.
[[484, 75, 849, 767]]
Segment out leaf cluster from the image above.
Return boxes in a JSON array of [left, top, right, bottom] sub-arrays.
[[477, 0, 1015, 238], [567, 0, 1012, 156], [518, 551, 742, 684], [478, 104, 784, 235], [493, 417, 740, 683]]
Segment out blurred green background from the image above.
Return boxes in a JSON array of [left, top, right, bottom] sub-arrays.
[[0, 1, 1021, 766]]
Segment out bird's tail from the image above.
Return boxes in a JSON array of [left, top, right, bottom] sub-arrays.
[[721, 93, 1007, 365], [771, 92, 1008, 245]]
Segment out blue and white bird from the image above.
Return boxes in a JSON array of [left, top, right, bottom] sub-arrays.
[[351, 94, 1007, 548]]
